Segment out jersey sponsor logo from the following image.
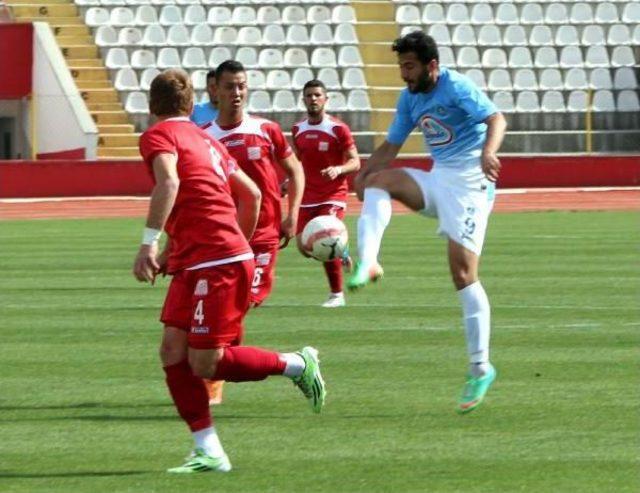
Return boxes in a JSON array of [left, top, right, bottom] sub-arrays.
[[191, 326, 210, 334], [247, 146, 261, 160], [305, 134, 318, 139], [225, 139, 245, 147], [255, 252, 271, 267], [419, 115, 454, 147], [194, 279, 208, 296], [318, 141, 329, 151]]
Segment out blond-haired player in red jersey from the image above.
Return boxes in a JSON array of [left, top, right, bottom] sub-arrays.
[[291, 79, 361, 307], [133, 69, 325, 474]]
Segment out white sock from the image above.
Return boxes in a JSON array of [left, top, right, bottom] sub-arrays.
[[357, 188, 392, 267], [329, 291, 344, 299], [280, 352, 305, 378], [193, 426, 225, 458], [458, 281, 491, 377]]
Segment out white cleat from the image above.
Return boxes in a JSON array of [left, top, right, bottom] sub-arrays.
[[321, 293, 345, 308]]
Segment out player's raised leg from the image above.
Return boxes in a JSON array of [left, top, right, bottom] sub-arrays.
[[448, 240, 496, 414]]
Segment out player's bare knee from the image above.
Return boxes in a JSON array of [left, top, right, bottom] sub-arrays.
[[451, 268, 476, 290], [159, 327, 188, 366]]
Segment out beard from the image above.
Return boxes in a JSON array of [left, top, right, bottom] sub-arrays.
[[407, 70, 435, 94]]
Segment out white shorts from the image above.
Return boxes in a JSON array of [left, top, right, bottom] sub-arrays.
[[403, 165, 495, 256]]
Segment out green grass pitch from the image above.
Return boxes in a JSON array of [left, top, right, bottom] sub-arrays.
[[1, 211, 638, 492]]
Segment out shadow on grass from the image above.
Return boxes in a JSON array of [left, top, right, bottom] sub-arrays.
[[0, 470, 149, 479], [0, 402, 173, 411]]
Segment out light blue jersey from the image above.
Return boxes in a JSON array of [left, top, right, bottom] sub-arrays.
[[190, 101, 219, 127], [387, 67, 497, 167]]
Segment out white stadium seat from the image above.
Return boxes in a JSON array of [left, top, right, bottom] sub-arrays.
[[264, 24, 286, 45], [284, 48, 309, 68], [326, 91, 347, 111], [86, 7, 109, 26], [257, 6, 280, 24], [248, 91, 271, 112], [236, 47, 258, 68], [521, 3, 543, 24], [246, 69, 266, 90], [422, 4, 445, 24], [539, 69, 563, 90], [182, 47, 206, 68], [570, 2, 593, 24], [207, 6, 231, 25], [312, 47, 338, 68], [310, 24, 334, 45], [142, 24, 166, 45], [596, 3, 619, 24], [447, 3, 470, 24], [317, 67, 341, 90], [516, 91, 540, 112], [488, 69, 512, 91], [564, 68, 588, 90], [545, 3, 568, 24], [95, 25, 117, 46], [592, 90, 616, 112], [535, 47, 559, 68], [110, 7, 135, 26], [184, 5, 206, 25], [428, 25, 451, 46], [139, 68, 160, 90], [464, 69, 487, 90], [342, 68, 367, 89], [495, 4, 518, 25], [114, 67, 139, 90], [131, 49, 156, 69], [585, 46, 609, 68], [617, 90, 640, 112], [157, 47, 181, 68], [258, 48, 284, 68], [272, 90, 297, 112], [613, 67, 637, 90], [396, 5, 420, 24], [286, 25, 310, 45], [513, 69, 538, 91], [213, 26, 237, 44], [611, 46, 635, 67], [438, 46, 456, 68], [291, 67, 314, 90], [509, 47, 533, 68], [167, 24, 190, 45], [237, 26, 262, 45], [191, 23, 213, 46], [208, 46, 232, 67], [159, 5, 182, 25], [541, 90, 565, 112], [470, 4, 493, 24], [134, 5, 157, 25], [492, 91, 515, 113], [529, 25, 553, 46], [503, 25, 527, 46], [608, 24, 630, 45], [482, 48, 508, 68], [332, 5, 355, 23], [559, 46, 583, 68], [456, 46, 481, 68], [347, 89, 371, 111], [452, 25, 476, 46], [477, 25, 501, 46], [125, 91, 149, 114], [282, 5, 306, 24], [231, 6, 256, 25], [335, 23, 358, 44], [117, 27, 142, 46], [631, 25, 640, 44], [581, 25, 605, 46], [555, 25, 579, 46], [266, 70, 292, 90], [567, 90, 588, 112], [307, 5, 331, 23], [105, 47, 129, 68], [338, 46, 363, 67], [590, 67, 613, 90], [191, 69, 207, 90], [622, 2, 640, 23]]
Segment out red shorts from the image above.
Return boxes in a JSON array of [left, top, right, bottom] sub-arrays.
[[296, 203, 346, 235], [160, 259, 254, 349], [249, 244, 279, 307]]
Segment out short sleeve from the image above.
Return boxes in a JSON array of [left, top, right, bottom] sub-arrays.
[[266, 122, 293, 160], [336, 123, 356, 151], [386, 91, 416, 146], [139, 127, 177, 167], [453, 76, 498, 122]]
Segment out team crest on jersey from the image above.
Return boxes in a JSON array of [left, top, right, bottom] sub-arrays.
[[318, 141, 329, 151], [419, 115, 454, 146], [255, 252, 271, 267], [247, 146, 261, 160], [194, 279, 208, 296]]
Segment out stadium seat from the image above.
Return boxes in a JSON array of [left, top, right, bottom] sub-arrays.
[[338, 46, 363, 67], [567, 90, 588, 112], [139, 68, 160, 91], [310, 24, 334, 45], [495, 3, 518, 25], [257, 6, 280, 24], [237, 26, 262, 45], [482, 48, 508, 68], [521, 3, 543, 24], [516, 91, 540, 112], [317, 67, 341, 90], [477, 25, 501, 46], [134, 5, 157, 25], [513, 69, 538, 90], [284, 48, 309, 68], [438, 46, 456, 68], [613, 67, 637, 90], [106, 47, 129, 69], [231, 6, 257, 25], [167, 25, 190, 46], [428, 25, 451, 46], [114, 67, 139, 90], [342, 67, 367, 89], [282, 6, 306, 25], [624, 2, 640, 23], [452, 25, 476, 46], [503, 25, 527, 46], [159, 5, 182, 25], [402, 26, 421, 38], [457, 46, 481, 68], [272, 90, 297, 112], [585, 46, 609, 67], [95, 26, 118, 46], [132, 49, 156, 69], [332, 5, 355, 24], [422, 4, 445, 24], [611, 46, 635, 67], [632, 25, 640, 45], [608, 24, 630, 45], [157, 47, 181, 68], [285, 25, 309, 46], [559, 46, 583, 68], [335, 23, 358, 44], [258, 48, 284, 68], [395, 5, 420, 24], [326, 91, 347, 111], [117, 27, 142, 46], [182, 47, 206, 68], [492, 91, 515, 113], [488, 69, 512, 91], [141, 24, 165, 45], [590, 67, 613, 89], [307, 5, 331, 23], [103, 0, 125, 7], [539, 69, 564, 90], [264, 24, 286, 45], [248, 90, 271, 112], [592, 90, 616, 112], [564, 68, 589, 90], [570, 2, 593, 24], [125, 91, 149, 113], [236, 47, 258, 68], [347, 90, 371, 111], [207, 6, 231, 25], [545, 3, 569, 24], [184, 5, 206, 25], [266, 69, 292, 90], [291, 67, 314, 90], [595, 3, 619, 23], [535, 47, 560, 68], [470, 4, 493, 24], [555, 25, 579, 46], [85, 7, 109, 26], [110, 7, 135, 26], [509, 47, 533, 68], [541, 90, 566, 112], [213, 26, 237, 45], [191, 69, 207, 90], [463, 69, 487, 90], [529, 25, 553, 46], [191, 23, 213, 45], [208, 46, 232, 67], [246, 69, 266, 90], [617, 90, 640, 112], [581, 25, 605, 45], [311, 47, 337, 68], [447, 3, 470, 24]]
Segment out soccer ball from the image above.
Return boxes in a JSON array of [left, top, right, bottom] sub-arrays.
[[301, 215, 348, 262]]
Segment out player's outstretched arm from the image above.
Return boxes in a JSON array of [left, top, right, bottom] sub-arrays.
[[229, 168, 261, 241], [481, 112, 507, 182], [354, 141, 402, 201], [278, 154, 305, 249]]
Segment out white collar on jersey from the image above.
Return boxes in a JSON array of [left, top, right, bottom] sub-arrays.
[[164, 116, 191, 122]]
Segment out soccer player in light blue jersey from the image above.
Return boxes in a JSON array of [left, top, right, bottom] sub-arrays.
[[348, 31, 507, 414], [190, 69, 219, 127]]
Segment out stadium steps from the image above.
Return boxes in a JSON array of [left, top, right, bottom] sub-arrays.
[[7, 0, 139, 159]]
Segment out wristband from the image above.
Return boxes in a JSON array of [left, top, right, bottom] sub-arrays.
[[142, 227, 162, 245]]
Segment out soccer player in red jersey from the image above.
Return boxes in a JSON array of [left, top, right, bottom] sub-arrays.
[[202, 60, 304, 308], [291, 79, 361, 307], [132, 69, 325, 474]]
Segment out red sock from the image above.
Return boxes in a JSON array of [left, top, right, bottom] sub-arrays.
[[213, 346, 286, 382], [324, 258, 343, 293], [163, 359, 211, 432]]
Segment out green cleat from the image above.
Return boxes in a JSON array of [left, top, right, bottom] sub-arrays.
[[456, 365, 497, 415], [292, 346, 326, 414], [167, 448, 231, 473], [347, 261, 384, 291]]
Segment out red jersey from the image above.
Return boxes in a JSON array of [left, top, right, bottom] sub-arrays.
[[203, 115, 292, 247], [291, 115, 356, 207], [139, 117, 252, 274]]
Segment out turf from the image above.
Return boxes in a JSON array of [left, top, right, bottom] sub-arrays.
[[0, 211, 638, 493]]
